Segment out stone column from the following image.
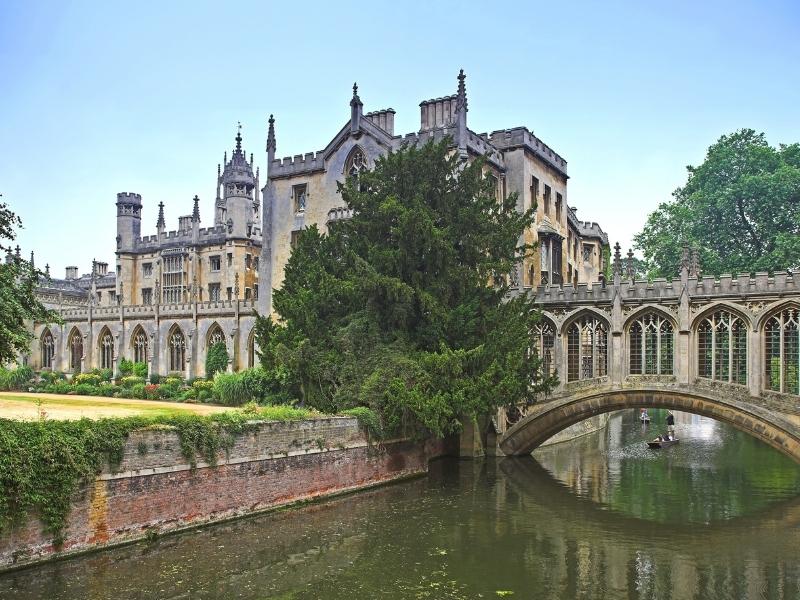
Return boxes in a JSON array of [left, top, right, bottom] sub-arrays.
[[748, 328, 762, 397]]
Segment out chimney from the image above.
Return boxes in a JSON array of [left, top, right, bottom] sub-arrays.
[[96, 262, 108, 276], [66, 266, 78, 279], [419, 95, 457, 131], [365, 109, 396, 135]]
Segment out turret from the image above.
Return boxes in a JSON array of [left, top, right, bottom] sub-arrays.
[[219, 124, 257, 239], [116, 192, 142, 252]]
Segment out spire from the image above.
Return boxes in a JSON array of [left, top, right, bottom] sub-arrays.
[[266, 114, 276, 154], [350, 83, 363, 135], [455, 69, 468, 159], [612, 242, 622, 276], [626, 248, 635, 282], [45, 263, 50, 279], [192, 195, 200, 222], [157, 201, 165, 230], [235, 121, 243, 155], [217, 163, 221, 199]]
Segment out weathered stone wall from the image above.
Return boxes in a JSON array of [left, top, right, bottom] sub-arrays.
[[0, 417, 453, 571]]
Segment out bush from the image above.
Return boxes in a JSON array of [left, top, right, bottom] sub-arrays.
[[130, 383, 146, 399], [120, 375, 145, 388], [163, 376, 183, 387], [197, 389, 213, 402], [0, 366, 35, 391], [73, 383, 100, 396], [341, 407, 383, 438], [192, 379, 215, 392], [45, 381, 72, 394], [149, 373, 161, 384], [73, 373, 102, 386], [118, 359, 134, 377], [206, 342, 229, 380], [144, 384, 159, 400], [91, 368, 113, 382], [213, 372, 251, 406], [39, 371, 66, 384], [133, 362, 148, 378]]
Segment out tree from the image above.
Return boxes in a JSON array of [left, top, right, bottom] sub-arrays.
[[0, 198, 60, 364], [255, 140, 556, 438], [634, 129, 800, 277], [205, 342, 229, 379]]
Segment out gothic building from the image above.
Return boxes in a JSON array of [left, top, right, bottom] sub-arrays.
[[26, 70, 608, 378]]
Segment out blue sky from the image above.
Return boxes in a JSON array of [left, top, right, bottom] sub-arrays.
[[1, 0, 798, 277]]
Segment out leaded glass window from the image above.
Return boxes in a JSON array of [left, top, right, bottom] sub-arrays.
[[41, 329, 54, 369], [567, 315, 608, 382], [629, 313, 674, 375], [696, 309, 747, 385], [133, 328, 148, 363], [100, 330, 114, 369], [169, 329, 186, 372], [764, 307, 799, 395], [533, 320, 556, 378]]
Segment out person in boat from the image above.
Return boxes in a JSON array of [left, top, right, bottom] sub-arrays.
[[655, 435, 663, 442], [666, 411, 675, 435]]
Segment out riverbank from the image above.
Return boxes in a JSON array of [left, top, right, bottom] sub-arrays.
[[0, 416, 454, 572]]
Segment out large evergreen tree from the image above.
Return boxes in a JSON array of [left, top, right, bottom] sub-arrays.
[[0, 198, 60, 364], [635, 129, 800, 277], [256, 140, 555, 437]]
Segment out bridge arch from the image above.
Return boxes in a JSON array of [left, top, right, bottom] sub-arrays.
[[499, 388, 800, 463]]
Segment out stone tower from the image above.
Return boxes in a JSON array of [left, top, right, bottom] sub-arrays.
[[216, 126, 259, 239], [116, 192, 142, 251]]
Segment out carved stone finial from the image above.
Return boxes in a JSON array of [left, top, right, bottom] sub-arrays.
[[266, 114, 276, 154], [612, 242, 622, 276], [456, 68, 468, 112], [626, 248, 635, 282], [157, 202, 165, 229], [118, 281, 124, 304], [29, 250, 34, 269], [690, 247, 701, 278], [353, 82, 358, 98], [234, 272, 240, 298], [45, 263, 50, 278], [192, 195, 200, 222]]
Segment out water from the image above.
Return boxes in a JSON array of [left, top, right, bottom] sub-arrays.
[[2, 410, 800, 599]]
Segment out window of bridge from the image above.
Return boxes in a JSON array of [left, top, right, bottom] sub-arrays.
[[566, 314, 608, 381], [697, 309, 747, 385], [764, 307, 799, 395], [629, 313, 674, 375], [532, 320, 555, 377]]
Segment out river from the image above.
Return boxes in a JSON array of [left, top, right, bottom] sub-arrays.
[[2, 410, 800, 599]]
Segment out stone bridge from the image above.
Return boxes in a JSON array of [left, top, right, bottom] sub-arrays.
[[498, 260, 800, 462]]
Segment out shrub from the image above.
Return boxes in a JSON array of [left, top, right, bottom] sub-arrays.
[[130, 383, 146, 399], [39, 371, 66, 385], [341, 407, 383, 438], [144, 384, 159, 400], [192, 379, 215, 392], [133, 362, 148, 378], [118, 359, 134, 377], [164, 376, 183, 387], [120, 376, 145, 388], [73, 373, 102, 386], [149, 373, 161, 384], [206, 342, 229, 380], [73, 383, 100, 396], [91, 368, 113, 382], [0, 366, 35, 391], [45, 381, 72, 395], [197, 389, 213, 402], [213, 372, 251, 406]]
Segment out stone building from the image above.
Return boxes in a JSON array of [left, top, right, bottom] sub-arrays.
[[26, 70, 608, 378]]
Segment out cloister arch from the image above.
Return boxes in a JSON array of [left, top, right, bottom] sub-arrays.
[[762, 302, 800, 396], [67, 327, 83, 372], [206, 322, 225, 349], [500, 388, 800, 463], [98, 326, 114, 369], [625, 309, 676, 376], [40, 328, 55, 370], [561, 310, 609, 382], [166, 324, 186, 373], [131, 325, 149, 364], [694, 305, 749, 385], [247, 328, 257, 369]]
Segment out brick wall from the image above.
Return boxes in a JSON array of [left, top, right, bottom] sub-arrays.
[[0, 418, 453, 571]]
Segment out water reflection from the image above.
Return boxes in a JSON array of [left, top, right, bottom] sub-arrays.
[[1, 412, 799, 599]]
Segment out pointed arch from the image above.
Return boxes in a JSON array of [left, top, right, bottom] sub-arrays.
[[626, 310, 675, 376], [344, 145, 368, 178], [247, 327, 257, 369], [98, 326, 114, 370], [67, 327, 83, 373], [40, 328, 55, 370], [131, 325, 149, 364], [167, 324, 186, 373], [206, 322, 225, 349], [531, 316, 557, 378], [762, 302, 800, 396], [562, 310, 609, 382], [695, 306, 748, 385]]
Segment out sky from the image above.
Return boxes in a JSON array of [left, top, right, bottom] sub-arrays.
[[1, 0, 798, 277]]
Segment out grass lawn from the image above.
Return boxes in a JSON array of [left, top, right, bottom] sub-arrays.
[[0, 392, 233, 421]]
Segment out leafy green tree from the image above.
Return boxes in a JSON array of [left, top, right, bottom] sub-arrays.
[[205, 342, 229, 379], [256, 140, 556, 437], [0, 198, 60, 364], [634, 129, 800, 277]]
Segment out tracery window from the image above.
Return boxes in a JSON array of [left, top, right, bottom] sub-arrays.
[[697, 309, 747, 385], [208, 325, 225, 349], [248, 331, 257, 369], [345, 147, 367, 178], [764, 307, 799, 395], [629, 313, 674, 375], [133, 328, 148, 363], [100, 330, 114, 369], [41, 329, 54, 369], [69, 329, 83, 372], [168, 328, 186, 372], [532, 320, 555, 378], [161, 253, 186, 304], [567, 315, 608, 382]]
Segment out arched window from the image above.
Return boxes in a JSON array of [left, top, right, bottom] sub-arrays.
[[247, 330, 257, 369], [99, 329, 114, 369], [532, 320, 555, 377], [697, 309, 747, 385], [168, 328, 186, 372], [629, 313, 674, 375], [764, 307, 799, 395], [132, 327, 148, 363], [566, 314, 608, 382], [207, 324, 225, 349], [68, 329, 83, 372], [41, 329, 54, 369], [345, 146, 367, 178]]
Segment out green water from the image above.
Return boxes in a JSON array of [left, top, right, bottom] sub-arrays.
[[2, 410, 800, 599]]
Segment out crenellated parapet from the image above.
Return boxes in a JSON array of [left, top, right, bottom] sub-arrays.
[[487, 127, 568, 177]]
